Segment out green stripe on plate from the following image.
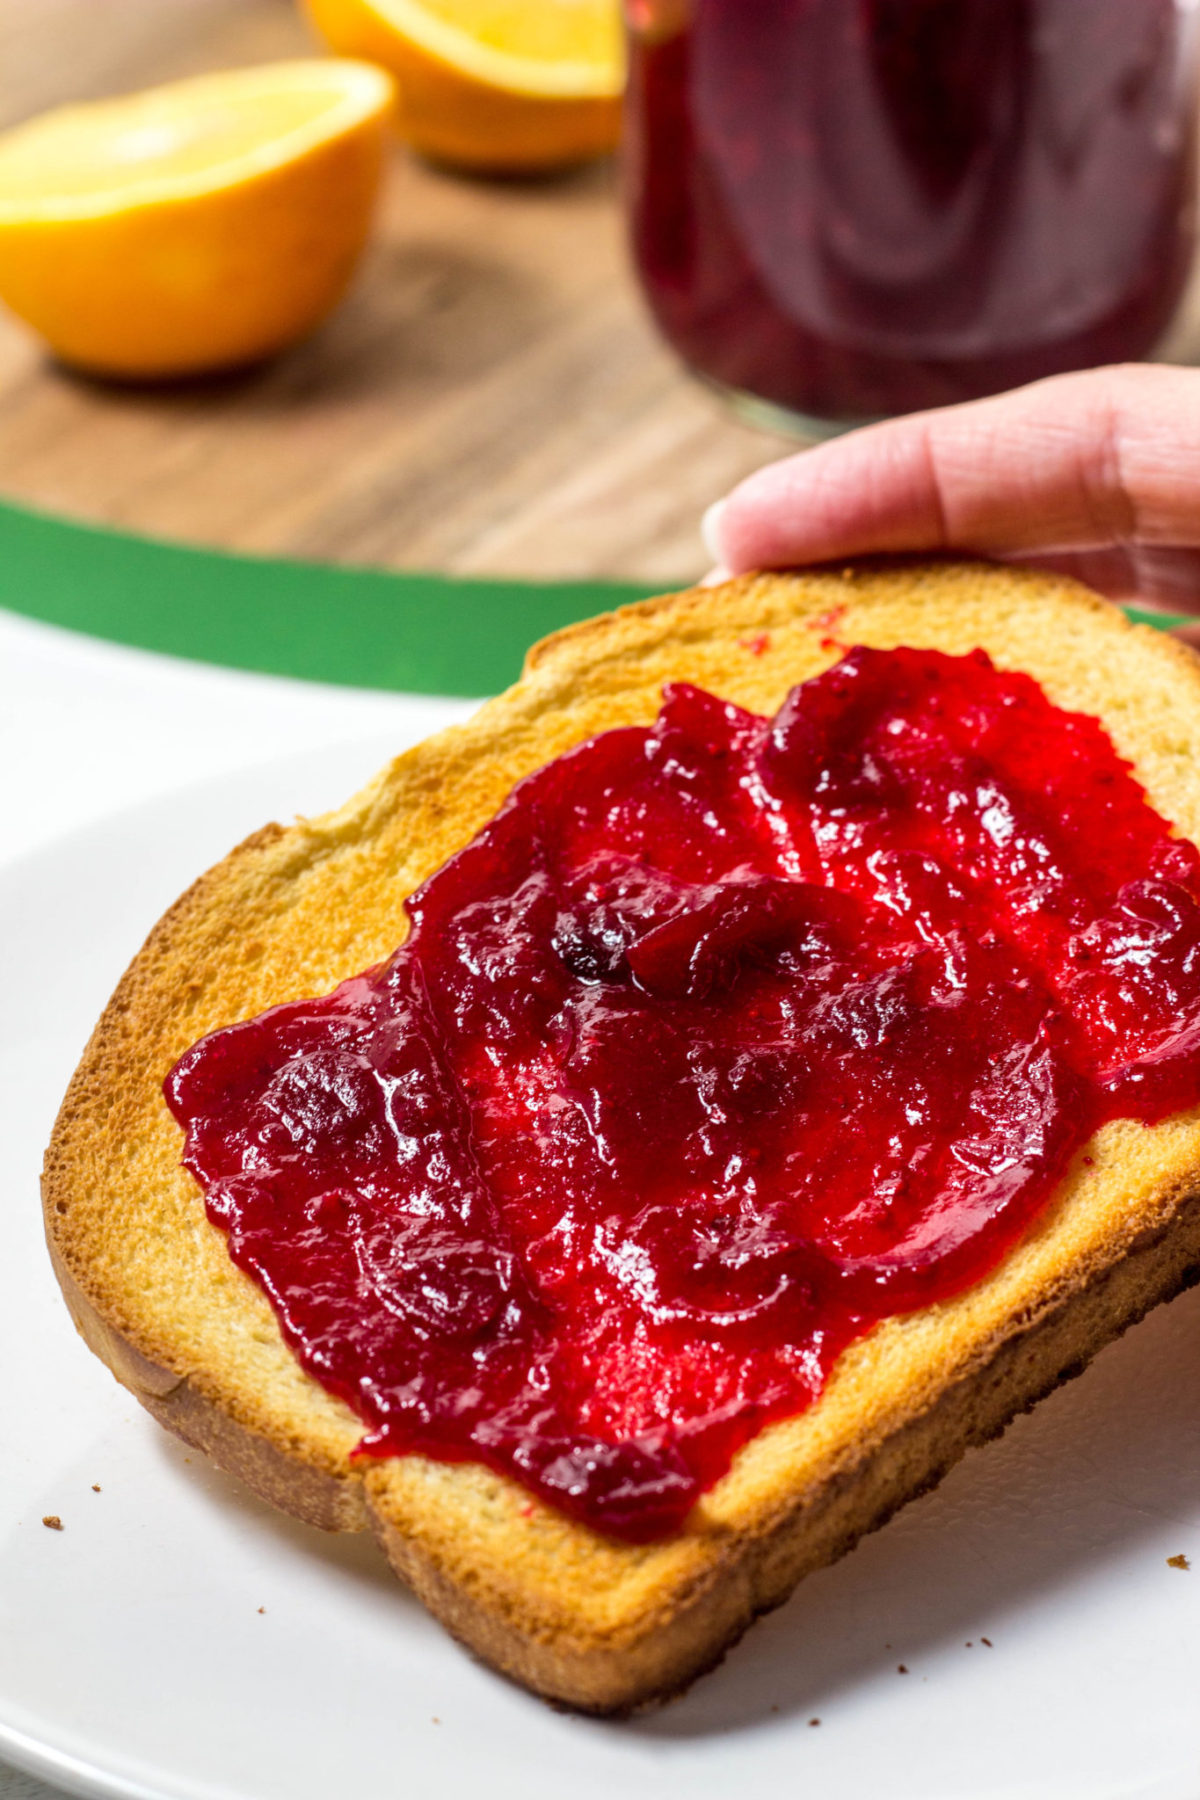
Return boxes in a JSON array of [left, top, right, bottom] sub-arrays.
[[0, 495, 668, 699], [0, 495, 1185, 698]]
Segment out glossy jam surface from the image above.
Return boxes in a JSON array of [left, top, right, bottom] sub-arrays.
[[626, 0, 1197, 421], [167, 648, 1200, 1542]]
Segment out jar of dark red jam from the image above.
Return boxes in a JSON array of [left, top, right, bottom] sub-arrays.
[[624, 0, 1200, 430]]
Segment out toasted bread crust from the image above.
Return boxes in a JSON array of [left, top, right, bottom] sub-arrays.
[[43, 560, 1200, 1711]]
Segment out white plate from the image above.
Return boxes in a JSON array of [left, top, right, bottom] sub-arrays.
[[3, 742, 1200, 1800]]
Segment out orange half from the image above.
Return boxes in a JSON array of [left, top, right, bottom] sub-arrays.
[[0, 60, 394, 377], [305, 0, 624, 172]]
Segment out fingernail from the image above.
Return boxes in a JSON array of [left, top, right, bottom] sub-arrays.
[[701, 498, 728, 564]]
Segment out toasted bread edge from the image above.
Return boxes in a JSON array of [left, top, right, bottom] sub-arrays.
[[41, 560, 1200, 1711]]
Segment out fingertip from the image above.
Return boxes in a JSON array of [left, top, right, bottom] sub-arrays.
[[702, 461, 804, 573], [700, 498, 729, 566], [710, 453, 825, 572]]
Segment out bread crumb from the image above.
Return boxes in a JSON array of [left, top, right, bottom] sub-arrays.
[[966, 1642, 973, 1648], [980, 1637, 993, 1647], [1168, 1553, 1190, 1570], [42, 1515, 62, 1530], [432, 1717, 441, 1725], [91, 1484, 101, 1493], [808, 1717, 821, 1727], [897, 1664, 908, 1675], [257, 1606, 266, 1614]]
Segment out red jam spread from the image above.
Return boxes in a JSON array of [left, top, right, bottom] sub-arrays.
[[166, 647, 1200, 1542]]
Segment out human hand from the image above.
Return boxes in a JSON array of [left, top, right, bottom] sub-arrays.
[[702, 364, 1200, 640]]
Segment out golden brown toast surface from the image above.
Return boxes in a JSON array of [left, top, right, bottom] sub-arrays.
[[43, 561, 1200, 1711]]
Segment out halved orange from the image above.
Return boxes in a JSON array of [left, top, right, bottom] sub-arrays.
[[304, 0, 624, 173], [0, 60, 394, 378]]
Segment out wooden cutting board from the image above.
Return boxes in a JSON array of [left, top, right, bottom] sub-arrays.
[[0, 0, 796, 586], [2, 0, 1198, 587]]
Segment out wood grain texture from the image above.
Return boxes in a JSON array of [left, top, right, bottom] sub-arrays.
[[0, 0, 794, 584], [2, 1, 1199, 587]]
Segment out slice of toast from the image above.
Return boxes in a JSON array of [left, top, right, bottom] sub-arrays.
[[43, 559, 1200, 1714]]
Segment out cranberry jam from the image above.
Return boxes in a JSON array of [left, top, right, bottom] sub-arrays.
[[167, 647, 1200, 1542], [626, 0, 1197, 422]]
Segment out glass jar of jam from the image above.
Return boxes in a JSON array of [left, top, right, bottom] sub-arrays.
[[624, 0, 1200, 430]]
